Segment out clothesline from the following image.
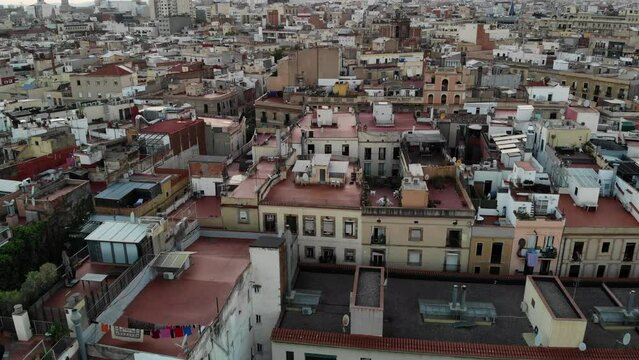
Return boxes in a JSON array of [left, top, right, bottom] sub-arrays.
[[98, 317, 205, 343]]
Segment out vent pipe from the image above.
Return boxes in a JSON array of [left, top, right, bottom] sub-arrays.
[[461, 285, 468, 310], [451, 284, 459, 309], [627, 290, 636, 315]]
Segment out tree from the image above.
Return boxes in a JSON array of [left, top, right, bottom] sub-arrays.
[[271, 47, 286, 62]]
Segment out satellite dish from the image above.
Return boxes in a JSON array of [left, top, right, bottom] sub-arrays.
[[578, 342, 587, 351], [583, 100, 591, 107], [341, 314, 350, 327], [622, 333, 631, 346], [560, 108, 566, 115], [534, 333, 542, 347]]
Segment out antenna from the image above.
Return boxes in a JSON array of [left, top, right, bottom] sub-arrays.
[[578, 342, 587, 351], [617, 333, 631, 346], [341, 314, 350, 333]]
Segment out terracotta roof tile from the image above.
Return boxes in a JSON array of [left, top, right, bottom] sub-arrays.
[[271, 328, 639, 359], [85, 64, 133, 77]]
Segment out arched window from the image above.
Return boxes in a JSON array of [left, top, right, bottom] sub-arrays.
[[441, 94, 447, 104], [427, 94, 434, 104], [441, 78, 449, 91], [454, 95, 461, 105]]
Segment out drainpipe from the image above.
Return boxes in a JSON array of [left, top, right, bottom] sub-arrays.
[[627, 290, 636, 315]]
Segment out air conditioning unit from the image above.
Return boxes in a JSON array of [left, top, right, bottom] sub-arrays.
[[520, 301, 528, 313], [163, 272, 175, 280]]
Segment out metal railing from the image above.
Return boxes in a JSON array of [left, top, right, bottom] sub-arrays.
[[363, 206, 475, 218], [85, 254, 154, 321]]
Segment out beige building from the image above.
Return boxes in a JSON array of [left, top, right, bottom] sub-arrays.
[[69, 64, 138, 100], [469, 221, 514, 275], [522, 276, 587, 347], [266, 47, 341, 90]]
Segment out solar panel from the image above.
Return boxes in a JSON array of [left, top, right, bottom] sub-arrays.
[[501, 148, 522, 154], [495, 139, 521, 145], [153, 251, 194, 270]]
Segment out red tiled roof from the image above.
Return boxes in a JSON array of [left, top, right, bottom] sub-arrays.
[[140, 119, 203, 134], [85, 64, 133, 77], [271, 328, 639, 360]]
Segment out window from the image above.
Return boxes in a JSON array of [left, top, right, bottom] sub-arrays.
[[489, 266, 500, 275], [572, 242, 584, 261], [303, 216, 316, 236], [305, 246, 315, 259], [407, 250, 422, 266], [76, 80, 81, 85], [569, 264, 580, 277], [264, 214, 277, 233], [446, 229, 462, 248], [544, 236, 554, 248], [574, 187, 578, 195], [596, 265, 606, 278], [531, 298, 535, 309], [344, 218, 357, 238], [474, 266, 480, 274], [253, 284, 261, 293], [393, 146, 400, 159], [324, 144, 332, 154], [378, 148, 386, 160], [261, 111, 267, 123], [114, 81, 118, 85], [204, 104, 209, 113], [364, 148, 371, 160], [624, 243, 636, 261], [371, 226, 386, 244], [342, 144, 349, 156], [409, 228, 422, 241], [619, 265, 632, 278], [255, 315, 261, 324], [344, 249, 356, 262], [307, 144, 315, 154], [321, 217, 335, 237], [238, 210, 249, 223], [286, 352, 294, 360], [378, 163, 385, 176], [363, 163, 371, 176], [476, 242, 483, 256], [256, 343, 263, 353], [601, 242, 611, 253], [490, 243, 503, 264]]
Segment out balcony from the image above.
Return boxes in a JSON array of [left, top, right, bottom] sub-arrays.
[[539, 247, 557, 259], [371, 234, 386, 245], [318, 255, 336, 264]]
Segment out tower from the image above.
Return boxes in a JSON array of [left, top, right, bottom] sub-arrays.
[[60, 0, 71, 13]]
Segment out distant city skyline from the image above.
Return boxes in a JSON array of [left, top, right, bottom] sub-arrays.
[[1, 0, 142, 6]]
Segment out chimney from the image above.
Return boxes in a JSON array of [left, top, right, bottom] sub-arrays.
[[627, 290, 636, 315], [451, 284, 459, 309], [460, 284, 467, 310]]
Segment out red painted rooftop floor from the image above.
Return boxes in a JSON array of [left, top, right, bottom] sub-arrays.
[[559, 194, 637, 228], [99, 237, 251, 357], [169, 196, 221, 219]]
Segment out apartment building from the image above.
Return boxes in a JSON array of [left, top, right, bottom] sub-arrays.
[[423, 65, 466, 113], [260, 154, 362, 264], [69, 64, 138, 100]]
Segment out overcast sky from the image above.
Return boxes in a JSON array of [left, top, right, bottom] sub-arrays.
[[2, 0, 115, 6]]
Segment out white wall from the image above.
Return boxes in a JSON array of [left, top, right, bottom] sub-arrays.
[[528, 86, 570, 102], [272, 342, 474, 360], [191, 177, 221, 196]]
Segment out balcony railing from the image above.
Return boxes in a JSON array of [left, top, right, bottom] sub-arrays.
[[371, 234, 386, 245], [318, 255, 336, 264], [363, 206, 475, 218], [539, 247, 557, 259]]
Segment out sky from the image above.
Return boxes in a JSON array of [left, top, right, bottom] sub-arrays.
[[1, 0, 102, 6]]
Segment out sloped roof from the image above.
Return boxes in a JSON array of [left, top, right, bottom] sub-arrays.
[[85, 64, 133, 77]]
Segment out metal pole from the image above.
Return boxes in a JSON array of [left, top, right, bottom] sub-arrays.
[[70, 309, 88, 360]]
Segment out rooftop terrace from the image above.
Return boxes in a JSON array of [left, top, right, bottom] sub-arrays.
[[99, 237, 251, 357], [277, 267, 639, 358]]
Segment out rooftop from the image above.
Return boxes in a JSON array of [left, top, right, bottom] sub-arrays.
[[277, 268, 639, 358], [99, 237, 251, 357], [291, 113, 358, 141], [262, 167, 362, 210], [95, 181, 158, 201], [140, 119, 202, 135], [85, 221, 151, 243], [169, 196, 221, 220], [83, 64, 134, 77], [558, 194, 637, 228], [358, 112, 433, 132]]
